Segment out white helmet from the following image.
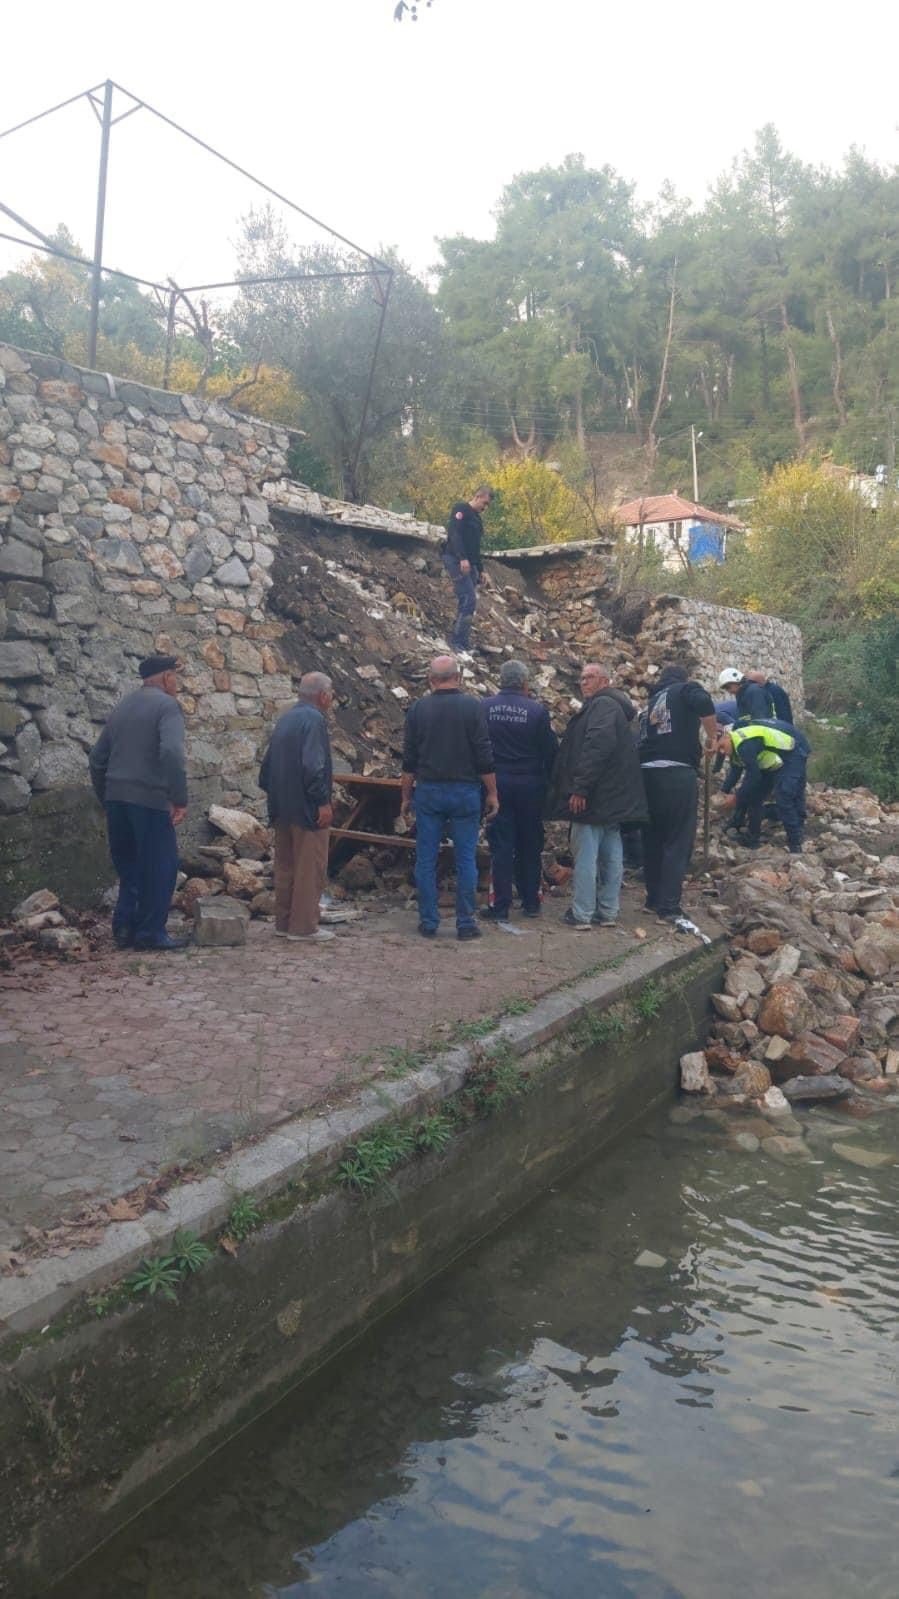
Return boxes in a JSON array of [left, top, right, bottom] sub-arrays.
[[717, 666, 743, 689]]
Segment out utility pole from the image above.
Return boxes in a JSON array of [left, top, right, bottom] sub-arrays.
[[691, 424, 700, 503], [87, 79, 114, 370]]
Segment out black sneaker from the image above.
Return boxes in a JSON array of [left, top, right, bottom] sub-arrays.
[[457, 925, 482, 941], [522, 906, 541, 918], [418, 922, 437, 938], [479, 906, 510, 922], [113, 926, 134, 950]]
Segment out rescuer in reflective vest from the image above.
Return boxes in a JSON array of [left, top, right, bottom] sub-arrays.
[[716, 719, 810, 853]]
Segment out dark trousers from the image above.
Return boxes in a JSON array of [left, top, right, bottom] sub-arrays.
[[642, 765, 698, 916], [106, 800, 178, 947], [743, 770, 776, 843], [442, 552, 477, 650], [487, 774, 545, 914], [774, 759, 807, 847]]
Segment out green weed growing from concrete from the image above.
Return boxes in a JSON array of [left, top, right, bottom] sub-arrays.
[[224, 1195, 262, 1242], [635, 980, 664, 1021]]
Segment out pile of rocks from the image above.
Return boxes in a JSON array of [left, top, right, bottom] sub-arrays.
[[1, 888, 87, 955], [680, 803, 899, 1154]]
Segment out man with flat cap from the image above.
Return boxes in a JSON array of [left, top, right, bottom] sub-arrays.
[[89, 654, 188, 951]]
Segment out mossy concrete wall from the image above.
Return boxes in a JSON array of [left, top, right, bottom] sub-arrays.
[[0, 940, 722, 1597]]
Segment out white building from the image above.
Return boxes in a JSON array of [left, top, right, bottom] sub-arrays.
[[613, 493, 746, 571]]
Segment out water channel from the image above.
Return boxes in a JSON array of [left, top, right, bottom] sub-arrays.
[[53, 1098, 899, 1599]]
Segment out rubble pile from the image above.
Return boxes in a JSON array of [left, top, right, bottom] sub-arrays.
[[681, 786, 899, 1157], [0, 888, 92, 958]]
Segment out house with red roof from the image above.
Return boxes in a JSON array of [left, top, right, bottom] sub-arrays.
[[611, 494, 746, 570]]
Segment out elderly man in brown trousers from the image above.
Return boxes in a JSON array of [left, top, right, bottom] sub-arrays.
[[259, 671, 336, 943]]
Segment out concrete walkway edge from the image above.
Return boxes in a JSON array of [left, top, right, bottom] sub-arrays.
[[1, 933, 722, 1336]]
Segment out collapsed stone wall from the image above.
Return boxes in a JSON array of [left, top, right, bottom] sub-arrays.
[[1, 341, 805, 913]]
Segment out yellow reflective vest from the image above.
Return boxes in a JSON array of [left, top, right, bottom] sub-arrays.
[[730, 722, 796, 774]]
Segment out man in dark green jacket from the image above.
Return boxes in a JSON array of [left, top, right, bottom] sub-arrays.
[[545, 664, 647, 929]]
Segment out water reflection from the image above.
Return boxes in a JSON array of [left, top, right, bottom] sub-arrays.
[[53, 1105, 899, 1599]]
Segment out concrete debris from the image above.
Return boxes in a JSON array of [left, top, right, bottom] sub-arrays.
[[680, 1051, 714, 1094], [193, 896, 249, 947]]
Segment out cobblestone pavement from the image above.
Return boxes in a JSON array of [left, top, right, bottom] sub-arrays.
[[0, 889, 693, 1247]]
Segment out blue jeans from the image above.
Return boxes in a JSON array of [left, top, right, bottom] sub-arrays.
[[487, 774, 545, 914], [106, 801, 179, 946], [414, 781, 481, 932], [442, 552, 477, 650], [570, 821, 623, 924]]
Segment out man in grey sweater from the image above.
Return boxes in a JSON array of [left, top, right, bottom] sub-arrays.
[[259, 671, 335, 943], [89, 654, 188, 951]]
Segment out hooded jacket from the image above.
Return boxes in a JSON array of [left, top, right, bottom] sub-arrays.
[[545, 687, 647, 827]]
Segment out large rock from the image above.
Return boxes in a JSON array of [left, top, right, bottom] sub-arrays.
[[208, 804, 261, 841], [0, 773, 31, 813], [831, 1143, 895, 1170], [758, 980, 812, 1039], [781, 1074, 851, 1102], [223, 860, 262, 898], [820, 1015, 860, 1052], [0, 641, 43, 680], [784, 1032, 848, 1077], [194, 895, 249, 947], [724, 960, 765, 999], [12, 888, 59, 921], [731, 1062, 772, 1099], [763, 943, 802, 983], [338, 853, 377, 891], [0, 538, 43, 579], [853, 927, 899, 979], [680, 1051, 714, 1094], [32, 740, 88, 790]]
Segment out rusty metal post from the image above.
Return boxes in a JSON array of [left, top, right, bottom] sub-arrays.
[[87, 80, 113, 369]]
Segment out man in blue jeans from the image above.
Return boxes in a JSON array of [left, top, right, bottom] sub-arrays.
[[442, 486, 493, 652], [545, 664, 647, 929], [89, 654, 188, 951], [401, 655, 499, 940]]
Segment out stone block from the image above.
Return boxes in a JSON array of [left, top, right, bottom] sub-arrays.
[[680, 1050, 713, 1094], [32, 741, 88, 791], [194, 895, 249, 946], [0, 640, 43, 680], [781, 1074, 851, 1102], [214, 556, 250, 587], [45, 559, 94, 592], [37, 926, 83, 953], [757, 980, 811, 1038], [0, 538, 43, 579], [94, 538, 144, 575], [5, 580, 49, 616], [12, 888, 60, 920], [0, 774, 32, 813]]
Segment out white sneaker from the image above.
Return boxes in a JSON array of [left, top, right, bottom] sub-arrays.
[[275, 929, 287, 938], [287, 928, 337, 942]]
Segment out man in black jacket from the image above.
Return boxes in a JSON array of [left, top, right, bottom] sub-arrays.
[[482, 659, 559, 921], [545, 664, 647, 929], [259, 672, 335, 943], [443, 485, 493, 652], [639, 663, 718, 921], [401, 655, 499, 940]]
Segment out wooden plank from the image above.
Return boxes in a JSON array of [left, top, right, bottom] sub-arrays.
[[329, 828, 418, 850], [334, 774, 402, 792]]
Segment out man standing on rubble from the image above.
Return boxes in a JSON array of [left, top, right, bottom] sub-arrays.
[[443, 485, 493, 652], [89, 653, 188, 952], [401, 655, 499, 940], [639, 663, 718, 923], [481, 660, 558, 920], [259, 672, 336, 943]]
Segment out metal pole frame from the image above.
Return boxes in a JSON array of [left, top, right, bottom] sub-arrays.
[[87, 79, 113, 368]]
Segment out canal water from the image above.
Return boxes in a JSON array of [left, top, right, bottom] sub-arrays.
[[54, 1099, 899, 1599]]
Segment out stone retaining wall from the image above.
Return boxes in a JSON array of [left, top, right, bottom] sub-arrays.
[[1, 340, 805, 913]]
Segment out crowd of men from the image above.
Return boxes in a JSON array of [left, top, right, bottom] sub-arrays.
[[87, 488, 809, 951]]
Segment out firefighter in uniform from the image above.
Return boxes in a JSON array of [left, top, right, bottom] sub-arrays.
[[717, 719, 810, 854]]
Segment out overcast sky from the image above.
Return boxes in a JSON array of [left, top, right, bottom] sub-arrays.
[[1, 0, 896, 294]]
